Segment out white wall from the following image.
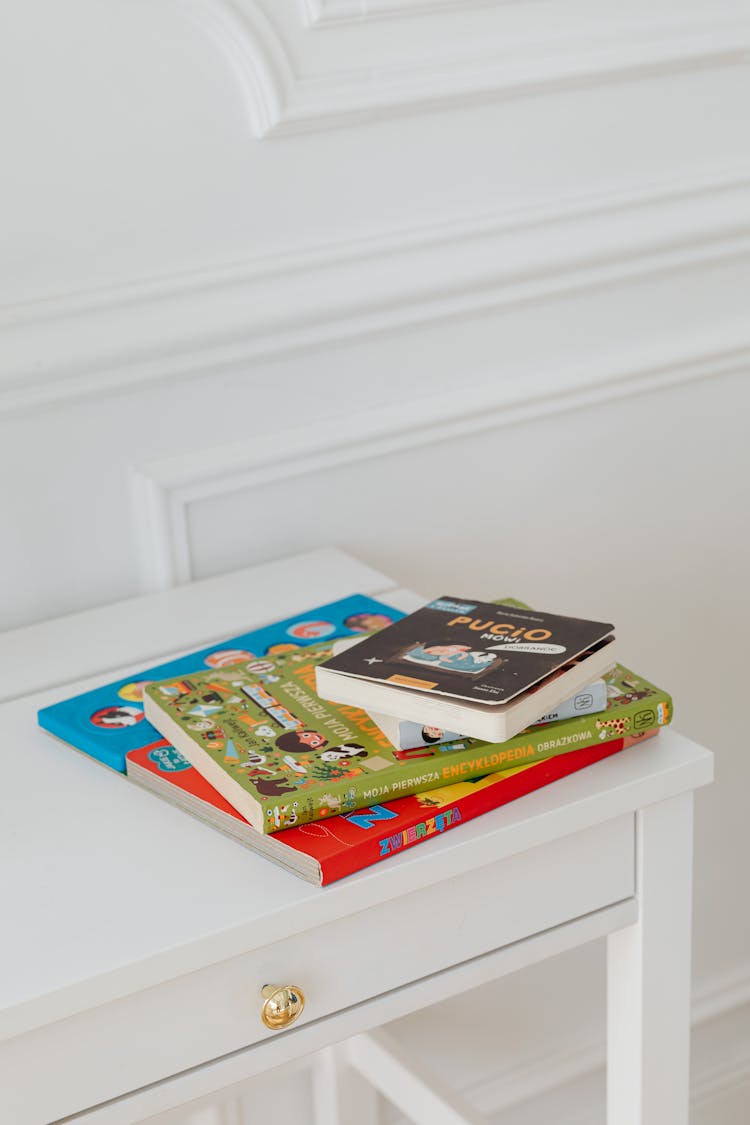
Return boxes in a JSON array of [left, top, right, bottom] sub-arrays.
[[2, 0, 749, 1119]]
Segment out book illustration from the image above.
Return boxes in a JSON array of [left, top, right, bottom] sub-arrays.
[[89, 705, 144, 728], [37, 594, 403, 772], [388, 663, 671, 763], [144, 642, 670, 835], [370, 680, 607, 752], [341, 611, 397, 634], [319, 597, 614, 706], [128, 729, 657, 884], [144, 647, 417, 832], [399, 643, 502, 677]]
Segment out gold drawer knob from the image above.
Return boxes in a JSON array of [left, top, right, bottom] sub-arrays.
[[261, 984, 305, 1030]]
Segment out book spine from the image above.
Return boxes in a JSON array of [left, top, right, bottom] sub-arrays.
[[319, 731, 656, 882], [265, 690, 672, 834], [533, 680, 608, 725]]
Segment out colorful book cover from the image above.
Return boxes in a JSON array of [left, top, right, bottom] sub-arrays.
[[317, 596, 615, 706], [143, 639, 671, 834], [128, 730, 657, 884], [389, 664, 672, 762], [37, 595, 402, 773], [370, 679, 608, 751]]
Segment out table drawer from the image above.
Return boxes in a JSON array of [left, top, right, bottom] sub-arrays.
[[2, 814, 634, 1123]]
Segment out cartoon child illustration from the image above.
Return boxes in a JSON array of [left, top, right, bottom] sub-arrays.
[[404, 643, 496, 674], [421, 726, 445, 744], [344, 612, 394, 634], [275, 729, 328, 754], [319, 742, 368, 762]]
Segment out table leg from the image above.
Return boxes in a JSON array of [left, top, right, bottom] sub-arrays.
[[312, 1044, 380, 1125], [607, 792, 695, 1125]]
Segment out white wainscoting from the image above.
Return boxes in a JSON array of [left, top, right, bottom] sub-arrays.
[[4, 166, 749, 415], [186, 0, 750, 137], [130, 335, 750, 590], [2, 0, 749, 1119]]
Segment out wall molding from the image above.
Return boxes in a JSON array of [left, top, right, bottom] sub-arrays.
[[130, 333, 750, 589], [184, 2, 750, 138], [302, 0, 500, 28], [3, 168, 750, 416]]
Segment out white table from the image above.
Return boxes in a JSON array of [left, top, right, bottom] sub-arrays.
[[0, 550, 713, 1125]]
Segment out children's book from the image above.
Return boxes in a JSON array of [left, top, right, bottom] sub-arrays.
[[387, 664, 671, 765], [37, 595, 402, 772], [535, 680, 608, 724], [127, 731, 657, 884], [316, 597, 616, 742], [143, 638, 668, 834], [368, 679, 608, 751]]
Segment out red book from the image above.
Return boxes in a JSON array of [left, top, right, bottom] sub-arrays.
[[127, 731, 656, 885]]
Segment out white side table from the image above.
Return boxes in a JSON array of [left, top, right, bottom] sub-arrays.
[[0, 550, 713, 1125]]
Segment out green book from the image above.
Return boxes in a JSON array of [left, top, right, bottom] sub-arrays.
[[143, 643, 672, 835]]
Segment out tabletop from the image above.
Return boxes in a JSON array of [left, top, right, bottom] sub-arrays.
[[0, 549, 713, 1048]]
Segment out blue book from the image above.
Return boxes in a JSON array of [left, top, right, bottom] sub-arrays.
[[38, 595, 402, 773]]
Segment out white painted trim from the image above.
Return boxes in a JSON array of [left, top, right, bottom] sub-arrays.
[[303, 0, 500, 28], [3, 168, 750, 415], [188, 3, 750, 138], [132, 335, 750, 588], [183, 0, 289, 138]]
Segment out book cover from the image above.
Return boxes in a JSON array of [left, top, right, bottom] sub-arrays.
[[535, 679, 608, 724], [143, 644, 670, 834], [317, 596, 614, 706], [367, 712, 463, 751], [37, 594, 402, 772], [369, 680, 608, 751], [127, 730, 656, 885], [388, 664, 672, 763]]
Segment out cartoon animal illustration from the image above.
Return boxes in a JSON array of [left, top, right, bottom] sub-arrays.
[[266, 801, 299, 830], [318, 793, 343, 811], [255, 776, 298, 798], [254, 725, 276, 740], [595, 716, 631, 739], [319, 742, 368, 762], [237, 750, 275, 776]]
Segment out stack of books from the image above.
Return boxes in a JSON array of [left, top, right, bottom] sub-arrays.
[[39, 594, 672, 885]]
